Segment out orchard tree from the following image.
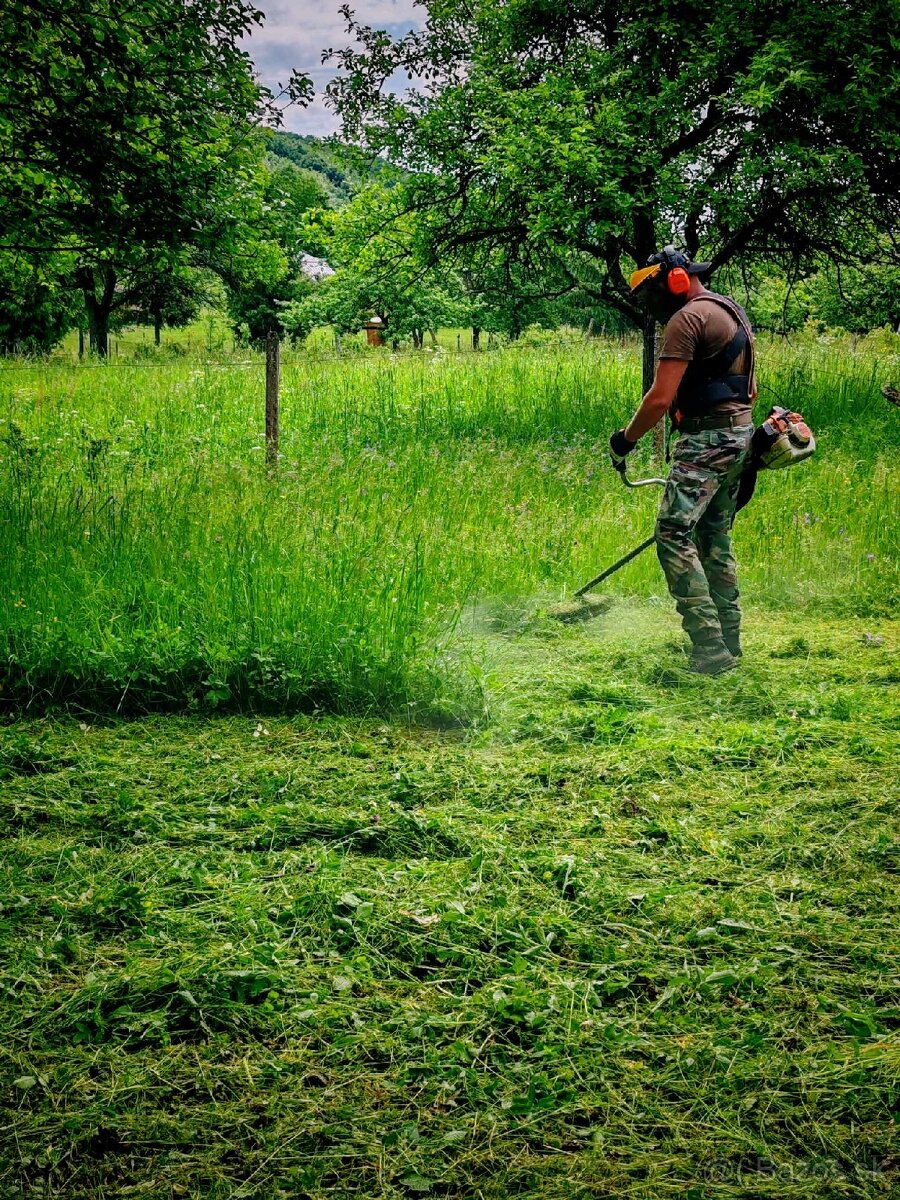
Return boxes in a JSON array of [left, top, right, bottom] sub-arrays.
[[326, 0, 900, 384], [0, 0, 311, 354], [128, 261, 215, 346], [221, 158, 331, 344], [290, 185, 468, 345]]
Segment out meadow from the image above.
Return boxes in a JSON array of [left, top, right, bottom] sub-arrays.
[[1, 331, 898, 1198], [1, 332, 897, 716]]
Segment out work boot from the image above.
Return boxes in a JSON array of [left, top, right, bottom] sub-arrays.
[[721, 628, 742, 658], [690, 638, 739, 676]]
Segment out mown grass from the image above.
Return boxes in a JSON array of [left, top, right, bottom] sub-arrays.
[[1, 334, 897, 715], [1, 609, 897, 1197]]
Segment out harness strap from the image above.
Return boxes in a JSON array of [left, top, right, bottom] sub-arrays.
[[673, 293, 756, 419], [688, 293, 755, 386]]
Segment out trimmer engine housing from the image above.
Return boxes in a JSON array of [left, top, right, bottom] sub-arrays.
[[752, 406, 816, 469]]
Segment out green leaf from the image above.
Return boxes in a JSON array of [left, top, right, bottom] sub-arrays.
[[399, 1172, 433, 1193]]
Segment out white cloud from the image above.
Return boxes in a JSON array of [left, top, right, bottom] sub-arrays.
[[245, 1, 421, 136]]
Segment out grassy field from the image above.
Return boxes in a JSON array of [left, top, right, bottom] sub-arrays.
[[1, 334, 897, 714], [1, 333, 899, 1197]]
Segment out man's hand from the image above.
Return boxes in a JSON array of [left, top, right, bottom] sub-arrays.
[[609, 429, 636, 470]]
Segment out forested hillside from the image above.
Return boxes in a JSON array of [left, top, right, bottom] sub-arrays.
[[269, 131, 402, 202]]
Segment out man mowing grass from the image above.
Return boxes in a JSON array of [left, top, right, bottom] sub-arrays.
[[610, 246, 756, 675]]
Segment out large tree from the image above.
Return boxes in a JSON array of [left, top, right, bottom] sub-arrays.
[[0, 0, 311, 354], [325, 0, 900, 383]]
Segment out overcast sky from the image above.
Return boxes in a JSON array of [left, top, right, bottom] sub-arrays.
[[245, 1, 420, 137]]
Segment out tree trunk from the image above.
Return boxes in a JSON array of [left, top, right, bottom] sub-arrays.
[[472, 326, 480, 350], [87, 307, 110, 358], [154, 311, 162, 346], [428, 329, 437, 346], [641, 315, 656, 393], [642, 315, 666, 458], [78, 328, 85, 360], [79, 264, 117, 358]]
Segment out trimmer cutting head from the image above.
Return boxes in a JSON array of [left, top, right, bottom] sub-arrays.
[[546, 593, 611, 624]]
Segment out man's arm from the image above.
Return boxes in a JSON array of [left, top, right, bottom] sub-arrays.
[[624, 358, 689, 442]]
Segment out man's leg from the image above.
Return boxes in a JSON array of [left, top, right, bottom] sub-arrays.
[[655, 431, 746, 672], [695, 429, 752, 657], [655, 461, 726, 646], [695, 480, 742, 656]]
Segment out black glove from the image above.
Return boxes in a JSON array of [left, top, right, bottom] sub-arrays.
[[609, 429, 637, 469]]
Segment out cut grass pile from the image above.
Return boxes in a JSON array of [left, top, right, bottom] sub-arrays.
[[2, 609, 897, 1198]]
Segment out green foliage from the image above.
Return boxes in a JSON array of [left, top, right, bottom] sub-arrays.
[[809, 265, 900, 335], [718, 261, 900, 336], [0, 0, 312, 353], [290, 184, 625, 346], [327, 0, 900, 322], [229, 275, 315, 346], [262, 158, 331, 255], [743, 274, 813, 333], [286, 185, 469, 343], [1, 0, 306, 254], [106, 259, 217, 344], [222, 160, 330, 344], [0, 253, 78, 354]]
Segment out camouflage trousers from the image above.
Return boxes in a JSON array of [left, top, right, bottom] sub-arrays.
[[655, 426, 753, 645]]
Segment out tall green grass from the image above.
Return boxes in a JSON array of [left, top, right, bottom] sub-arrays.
[[1, 336, 897, 714]]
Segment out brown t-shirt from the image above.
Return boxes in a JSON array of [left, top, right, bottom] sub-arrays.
[[661, 294, 755, 415]]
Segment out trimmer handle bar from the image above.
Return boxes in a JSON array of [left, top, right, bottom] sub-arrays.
[[571, 466, 666, 597], [614, 462, 667, 489]]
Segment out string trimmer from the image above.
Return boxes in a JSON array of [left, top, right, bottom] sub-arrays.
[[549, 404, 818, 624]]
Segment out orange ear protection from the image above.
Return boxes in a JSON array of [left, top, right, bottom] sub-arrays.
[[630, 245, 698, 297]]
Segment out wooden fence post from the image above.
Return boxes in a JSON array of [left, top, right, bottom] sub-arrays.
[[265, 331, 280, 467]]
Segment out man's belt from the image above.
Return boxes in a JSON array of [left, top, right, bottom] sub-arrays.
[[676, 408, 753, 434]]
